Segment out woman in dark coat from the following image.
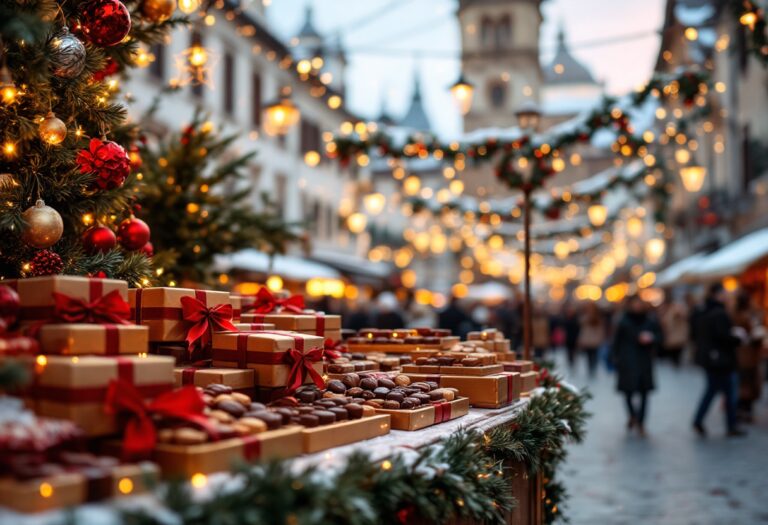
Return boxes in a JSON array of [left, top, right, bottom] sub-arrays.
[[612, 296, 661, 436]]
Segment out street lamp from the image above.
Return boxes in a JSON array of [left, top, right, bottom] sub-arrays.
[[588, 203, 608, 227], [679, 161, 707, 192], [515, 100, 542, 132], [263, 95, 300, 136], [449, 73, 475, 116], [645, 238, 666, 265]]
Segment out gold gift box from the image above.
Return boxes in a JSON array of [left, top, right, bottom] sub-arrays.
[[37, 323, 149, 356], [375, 397, 470, 431], [173, 367, 255, 390], [404, 372, 520, 409]]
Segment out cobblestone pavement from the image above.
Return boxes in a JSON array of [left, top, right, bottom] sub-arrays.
[[558, 355, 768, 525]]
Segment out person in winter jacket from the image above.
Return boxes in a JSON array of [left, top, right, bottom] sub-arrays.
[[611, 296, 661, 437], [692, 283, 746, 437]]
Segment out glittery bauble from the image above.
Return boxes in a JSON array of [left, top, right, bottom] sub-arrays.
[[47, 27, 87, 78], [39, 112, 67, 145], [80, 0, 132, 47], [82, 225, 117, 254], [28, 250, 64, 277], [0, 285, 20, 326], [141, 0, 176, 22], [21, 199, 64, 249], [117, 217, 150, 250], [138, 241, 154, 257]]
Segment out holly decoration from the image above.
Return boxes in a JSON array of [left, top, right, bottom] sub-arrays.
[[117, 217, 150, 250], [79, 0, 132, 47], [76, 138, 131, 191], [0, 285, 20, 327], [82, 225, 117, 254], [28, 250, 64, 277]]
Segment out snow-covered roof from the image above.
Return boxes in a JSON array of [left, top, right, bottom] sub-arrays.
[[655, 252, 708, 287], [215, 249, 341, 281], [544, 27, 598, 85], [683, 228, 768, 281], [465, 282, 512, 301]]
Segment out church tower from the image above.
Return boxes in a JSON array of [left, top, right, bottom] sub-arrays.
[[458, 0, 543, 132]]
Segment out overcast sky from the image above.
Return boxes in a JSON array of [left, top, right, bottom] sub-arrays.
[[267, 0, 666, 139]]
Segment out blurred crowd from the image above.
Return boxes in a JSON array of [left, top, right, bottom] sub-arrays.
[[341, 284, 767, 438]]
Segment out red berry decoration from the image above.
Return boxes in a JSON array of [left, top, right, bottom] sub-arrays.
[[28, 250, 64, 277], [79, 0, 132, 47], [138, 241, 154, 257], [82, 225, 117, 254], [0, 285, 20, 327], [117, 217, 150, 250], [76, 138, 131, 191]]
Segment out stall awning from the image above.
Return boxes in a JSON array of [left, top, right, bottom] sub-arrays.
[[465, 282, 513, 302], [214, 249, 341, 281], [683, 227, 768, 281], [655, 252, 708, 287], [310, 250, 393, 281]]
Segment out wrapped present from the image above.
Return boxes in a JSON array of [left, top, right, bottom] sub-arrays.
[[242, 287, 305, 315], [241, 312, 341, 338], [506, 360, 534, 373], [151, 344, 211, 366], [211, 331, 325, 389], [37, 324, 149, 356], [404, 372, 520, 409], [129, 288, 235, 345], [33, 355, 174, 436], [5, 276, 128, 324], [173, 367, 254, 391], [232, 322, 275, 331], [376, 397, 470, 431], [229, 295, 243, 322], [519, 371, 539, 396]]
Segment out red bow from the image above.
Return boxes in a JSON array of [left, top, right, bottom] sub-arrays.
[[51, 290, 130, 324], [285, 346, 325, 392], [248, 287, 305, 314], [105, 379, 217, 457], [323, 338, 345, 360], [180, 296, 236, 349]]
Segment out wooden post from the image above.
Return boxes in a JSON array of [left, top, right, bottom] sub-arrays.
[[523, 188, 532, 361]]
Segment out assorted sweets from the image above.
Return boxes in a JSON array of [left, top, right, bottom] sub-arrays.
[[348, 327, 452, 345]]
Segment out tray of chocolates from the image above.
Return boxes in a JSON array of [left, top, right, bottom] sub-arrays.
[[402, 353, 503, 376], [324, 352, 380, 378], [346, 328, 459, 354], [275, 388, 391, 453], [363, 353, 413, 372], [306, 373, 469, 431]]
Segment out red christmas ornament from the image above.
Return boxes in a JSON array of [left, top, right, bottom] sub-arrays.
[[28, 250, 64, 277], [79, 0, 132, 47], [77, 138, 131, 191], [0, 285, 20, 327], [117, 217, 150, 250], [91, 56, 121, 81], [82, 225, 117, 254], [139, 241, 154, 257]]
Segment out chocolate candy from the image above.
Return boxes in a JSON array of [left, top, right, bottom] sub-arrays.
[[360, 377, 378, 390], [437, 357, 455, 366], [373, 387, 390, 398], [423, 337, 440, 344], [216, 399, 246, 418], [297, 390, 318, 403], [249, 411, 283, 430], [405, 336, 424, 344], [386, 391, 405, 403], [411, 382, 431, 392], [394, 375, 411, 387], [209, 409, 234, 424], [405, 396, 423, 406], [312, 410, 337, 425], [428, 390, 445, 401], [426, 358, 439, 365], [377, 378, 396, 389], [345, 403, 363, 419], [330, 397, 349, 406], [351, 397, 366, 404], [342, 373, 360, 388], [383, 400, 401, 409], [401, 399, 419, 410], [314, 399, 337, 408], [273, 407, 295, 424], [249, 402, 267, 412], [238, 416, 269, 433], [350, 352, 367, 360], [329, 407, 349, 421], [399, 356, 413, 365], [297, 406, 316, 414], [204, 384, 232, 396], [232, 392, 252, 406], [327, 380, 347, 394], [360, 390, 376, 400], [174, 427, 208, 444], [361, 405, 376, 417], [412, 393, 431, 404], [426, 381, 439, 390], [328, 364, 349, 373], [300, 414, 320, 427], [346, 387, 364, 397], [461, 357, 481, 367], [364, 399, 383, 408]]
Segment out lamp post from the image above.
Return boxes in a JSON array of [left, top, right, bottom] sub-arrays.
[[514, 100, 542, 361], [263, 91, 300, 136], [679, 160, 707, 192], [449, 73, 475, 116]]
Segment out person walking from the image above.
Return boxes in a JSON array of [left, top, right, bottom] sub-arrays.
[[612, 296, 660, 437], [578, 301, 606, 377], [659, 298, 689, 367], [732, 292, 763, 424], [692, 283, 747, 437], [561, 303, 581, 369]]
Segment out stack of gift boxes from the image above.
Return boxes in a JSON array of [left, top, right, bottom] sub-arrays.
[[465, 328, 516, 362]]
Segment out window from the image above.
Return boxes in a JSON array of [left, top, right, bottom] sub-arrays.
[[190, 31, 203, 99], [496, 15, 511, 49], [251, 71, 262, 128], [149, 42, 165, 81], [489, 81, 506, 108], [223, 51, 235, 116], [300, 120, 321, 155], [481, 16, 494, 48]]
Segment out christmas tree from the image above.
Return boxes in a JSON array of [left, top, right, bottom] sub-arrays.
[[136, 108, 303, 286], [0, 0, 182, 285]]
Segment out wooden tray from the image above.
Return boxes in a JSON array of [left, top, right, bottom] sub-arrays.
[[374, 397, 470, 431], [302, 414, 391, 453], [347, 344, 441, 355], [400, 363, 504, 376]]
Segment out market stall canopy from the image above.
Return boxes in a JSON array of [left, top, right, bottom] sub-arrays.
[[682, 227, 768, 281], [465, 282, 513, 302], [310, 249, 392, 282], [655, 252, 708, 287], [215, 249, 341, 281]]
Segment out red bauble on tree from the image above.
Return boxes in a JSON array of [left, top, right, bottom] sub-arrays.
[[79, 0, 132, 47], [117, 217, 150, 250], [0, 285, 20, 327], [91, 56, 121, 81], [138, 241, 154, 257], [28, 250, 64, 277], [76, 138, 131, 191], [82, 225, 117, 254]]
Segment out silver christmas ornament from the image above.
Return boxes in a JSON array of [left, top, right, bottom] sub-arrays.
[[48, 27, 87, 79]]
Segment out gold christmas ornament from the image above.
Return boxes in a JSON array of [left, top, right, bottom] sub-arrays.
[[142, 0, 177, 22], [22, 199, 64, 249], [39, 112, 67, 145]]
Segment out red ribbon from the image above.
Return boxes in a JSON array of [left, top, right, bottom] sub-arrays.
[[500, 372, 517, 403], [431, 401, 452, 424], [241, 434, 262, 460], [51, 289, 130, 325], [106, 379, 217, 457], [285, 346, 326, 391], [247, 287, 305, 314], [180, 294, 236, 350]]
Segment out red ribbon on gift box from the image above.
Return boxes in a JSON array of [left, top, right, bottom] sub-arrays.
[[10, 277, 110, 321], [431, 401, 452, 424], [106, 379, 218, 458], [50, 289, 130, 325], [246, 287, 305, 314], [500, 372, 517, 403], [180, 293, 236, 350], [241, 434, 262, 460]]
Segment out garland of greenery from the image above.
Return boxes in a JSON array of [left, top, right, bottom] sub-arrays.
[[119, 371, 589, 525]]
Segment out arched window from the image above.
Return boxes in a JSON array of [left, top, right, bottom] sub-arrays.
[[488, 81, 506, 108], [481, 16, 494, 48], [496, 15, 511, 49]]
